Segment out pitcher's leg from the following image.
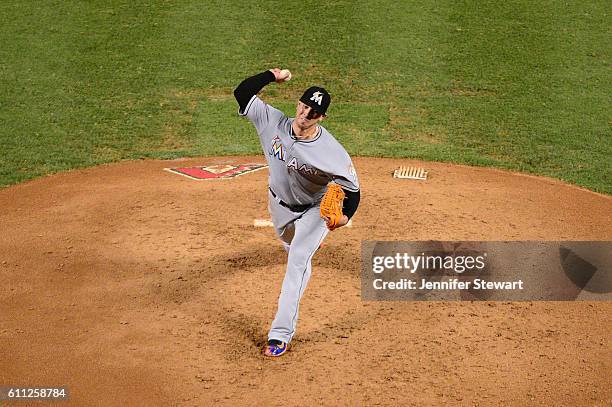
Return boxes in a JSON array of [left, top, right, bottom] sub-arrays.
[[268, 192, 296, 252], [278, 224, 295, 253], [268, 208, 328, 343]]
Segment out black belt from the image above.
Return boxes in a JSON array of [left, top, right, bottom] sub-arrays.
[[269, 188, 312, 212]]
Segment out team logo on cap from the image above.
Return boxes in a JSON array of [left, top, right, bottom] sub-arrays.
[[310, 91, 323, 106]]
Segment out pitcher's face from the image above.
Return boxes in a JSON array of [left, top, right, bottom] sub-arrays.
[[295, 101, 324, 130]]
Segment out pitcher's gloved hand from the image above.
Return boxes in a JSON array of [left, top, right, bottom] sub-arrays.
[[320, 183, 346, 230]]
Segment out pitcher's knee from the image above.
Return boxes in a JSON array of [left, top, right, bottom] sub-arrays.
[[287, 249, 313, 272]]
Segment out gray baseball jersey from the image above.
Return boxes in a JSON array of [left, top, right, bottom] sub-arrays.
[[241, 95, 359, 205]]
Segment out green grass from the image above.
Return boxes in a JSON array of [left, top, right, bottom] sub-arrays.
[[0, 1, 610, 193]]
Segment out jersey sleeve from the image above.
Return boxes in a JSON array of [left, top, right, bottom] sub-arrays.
[[330, 154, 360, 192], [239, 95, 285, 136]]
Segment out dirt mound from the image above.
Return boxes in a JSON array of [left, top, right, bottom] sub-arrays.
[[1, 157, 610, 406]]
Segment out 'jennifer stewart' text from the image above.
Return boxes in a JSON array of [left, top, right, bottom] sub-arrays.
[[372, 278, 524, 290]]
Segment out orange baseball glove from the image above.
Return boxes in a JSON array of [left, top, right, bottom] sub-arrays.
[[320, 183, 345, 230]]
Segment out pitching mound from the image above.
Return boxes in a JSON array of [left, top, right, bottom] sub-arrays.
[[0, 156, 610, 406]]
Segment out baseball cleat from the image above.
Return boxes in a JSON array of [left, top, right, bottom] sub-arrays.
[[264, 339, 289, 357]]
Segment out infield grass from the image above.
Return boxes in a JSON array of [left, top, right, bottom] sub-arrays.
[[0, 1, 610, 193]]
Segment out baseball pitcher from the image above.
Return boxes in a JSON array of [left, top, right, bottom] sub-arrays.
[[234, 68, 360, 357]]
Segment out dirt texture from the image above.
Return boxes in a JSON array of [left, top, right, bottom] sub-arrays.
[[0, 156, 610, 407]]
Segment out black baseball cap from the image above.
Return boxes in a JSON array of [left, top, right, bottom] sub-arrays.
[[299, 86, 331, 115]]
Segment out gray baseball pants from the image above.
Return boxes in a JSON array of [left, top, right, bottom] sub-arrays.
[[267, 190, 329, 343]]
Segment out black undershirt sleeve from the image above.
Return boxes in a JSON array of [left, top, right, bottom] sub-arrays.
[[234, 70, 276, 113], [342, 189, 360, 220]]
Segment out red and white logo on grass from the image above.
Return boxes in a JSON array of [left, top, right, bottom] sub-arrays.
[[165, 163, 268, 180]]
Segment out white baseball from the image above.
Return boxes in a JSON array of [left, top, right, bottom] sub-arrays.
[[280, 69, 292, 81]]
